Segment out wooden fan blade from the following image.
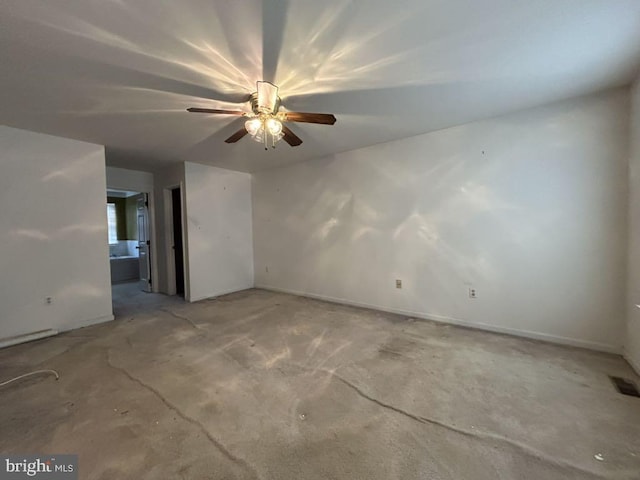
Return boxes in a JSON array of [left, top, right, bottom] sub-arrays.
[[282, 125, 302, 146], [187, 107, 245, 115], [224, 128, 249, 143], [283, 112, 336, 125]]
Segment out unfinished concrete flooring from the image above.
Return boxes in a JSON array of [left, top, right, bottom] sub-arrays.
[[1, 288, 639, 479]]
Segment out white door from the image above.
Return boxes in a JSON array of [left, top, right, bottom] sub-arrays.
[[137, 194, 152, 292]]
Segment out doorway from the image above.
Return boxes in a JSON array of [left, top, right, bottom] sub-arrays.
[[172, 187, 185, 297], [106, 189, 152, 295]]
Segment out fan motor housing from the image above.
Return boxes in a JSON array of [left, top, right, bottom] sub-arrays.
[[249, 92, 281, 115]]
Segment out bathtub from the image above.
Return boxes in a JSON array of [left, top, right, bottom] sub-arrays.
[[110, 255, 139, 283]]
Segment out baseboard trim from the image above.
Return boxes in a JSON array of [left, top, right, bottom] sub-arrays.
[[0, 313, 115, 349], [189, 286, 254, 303], [623, 351, 640, 376], [60, 314, 115, 332], [0, 329, 59, 349], [256, 284, 622, 355]]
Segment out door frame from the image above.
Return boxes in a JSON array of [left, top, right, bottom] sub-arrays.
[[136, 193, 152, 292], [106, 185, 158, 293], [164, 184, 188, 298]]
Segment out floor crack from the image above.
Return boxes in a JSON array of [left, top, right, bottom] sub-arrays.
[[161, 308, 202, 330], [105, 349, 259, 479], [290, 362, 606, 480]]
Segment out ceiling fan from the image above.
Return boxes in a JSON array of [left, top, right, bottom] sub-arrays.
[[187, 81, 336, 149]]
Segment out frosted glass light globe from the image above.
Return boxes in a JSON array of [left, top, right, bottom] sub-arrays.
[[245, 118, 262, 136], [266, 118, 283, 135]]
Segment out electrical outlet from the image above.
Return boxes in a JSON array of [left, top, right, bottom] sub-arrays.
[[396, 279, 402, 289], [46, 296, 53, 304], [265, 266, 269, 273], [468, 288, 477, 299]]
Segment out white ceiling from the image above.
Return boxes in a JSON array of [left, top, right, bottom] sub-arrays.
[[2, 0, 640, 173]]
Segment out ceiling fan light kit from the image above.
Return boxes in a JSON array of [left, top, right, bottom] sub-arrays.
[[245, 82, 284, 149], [187, 81, 336, 150]]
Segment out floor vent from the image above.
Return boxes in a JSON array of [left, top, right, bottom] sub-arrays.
[[609, 376, 640, 398]]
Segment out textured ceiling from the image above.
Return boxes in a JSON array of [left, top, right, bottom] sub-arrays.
[[2, 0, 640, 173]]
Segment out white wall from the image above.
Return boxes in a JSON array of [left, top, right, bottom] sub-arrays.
[[184, 162, 254, 302], [0, 126, 113, 341], [626, 77, 640, 373], [106, 166, 154, 192], [253, 88, 630, 353]]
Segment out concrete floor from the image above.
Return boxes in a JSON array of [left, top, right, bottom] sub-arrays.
[[1, 286, 639, 480]]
